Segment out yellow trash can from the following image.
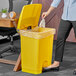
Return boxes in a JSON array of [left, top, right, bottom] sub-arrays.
[[17, 4, 56, 74]]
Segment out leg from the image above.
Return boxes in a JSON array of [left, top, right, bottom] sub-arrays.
[[13, 53, 21, 71], [43, 19, 73, 71], [55, 20, 72, 62]]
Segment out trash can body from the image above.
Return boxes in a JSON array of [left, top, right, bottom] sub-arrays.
[[21, 28, 55, 74]]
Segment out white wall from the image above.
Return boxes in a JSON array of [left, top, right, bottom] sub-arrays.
[[0, 0, 9, 12]]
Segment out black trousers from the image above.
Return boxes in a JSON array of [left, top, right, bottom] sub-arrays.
[[55, 19, 76, 62]]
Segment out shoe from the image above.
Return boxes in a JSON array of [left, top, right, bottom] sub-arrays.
[[73, 69, 76, 75], [43, 66, 59, 72]]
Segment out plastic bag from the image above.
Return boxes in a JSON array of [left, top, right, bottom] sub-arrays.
[[39, 19, 45, 28], [19, 27, 56, 39]]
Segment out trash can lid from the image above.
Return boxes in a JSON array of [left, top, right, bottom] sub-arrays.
[[17, 4, 42, 30]]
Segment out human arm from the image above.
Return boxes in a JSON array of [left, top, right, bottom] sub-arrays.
[[42, 0, 61, 19]]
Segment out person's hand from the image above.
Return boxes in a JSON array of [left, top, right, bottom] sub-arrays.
[[42, 6, 55, 19], [42, 12, 49, 19]]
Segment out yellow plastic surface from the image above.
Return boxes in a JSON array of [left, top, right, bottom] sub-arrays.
[[17, 4, 56, 74], [21, 31, 55, 74], [17, 4, 42, 30]]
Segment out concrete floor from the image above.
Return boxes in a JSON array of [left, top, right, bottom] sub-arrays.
[[0, 38, 76, 76]]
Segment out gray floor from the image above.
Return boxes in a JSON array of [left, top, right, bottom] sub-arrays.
[[0, 39, 76, 76]]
